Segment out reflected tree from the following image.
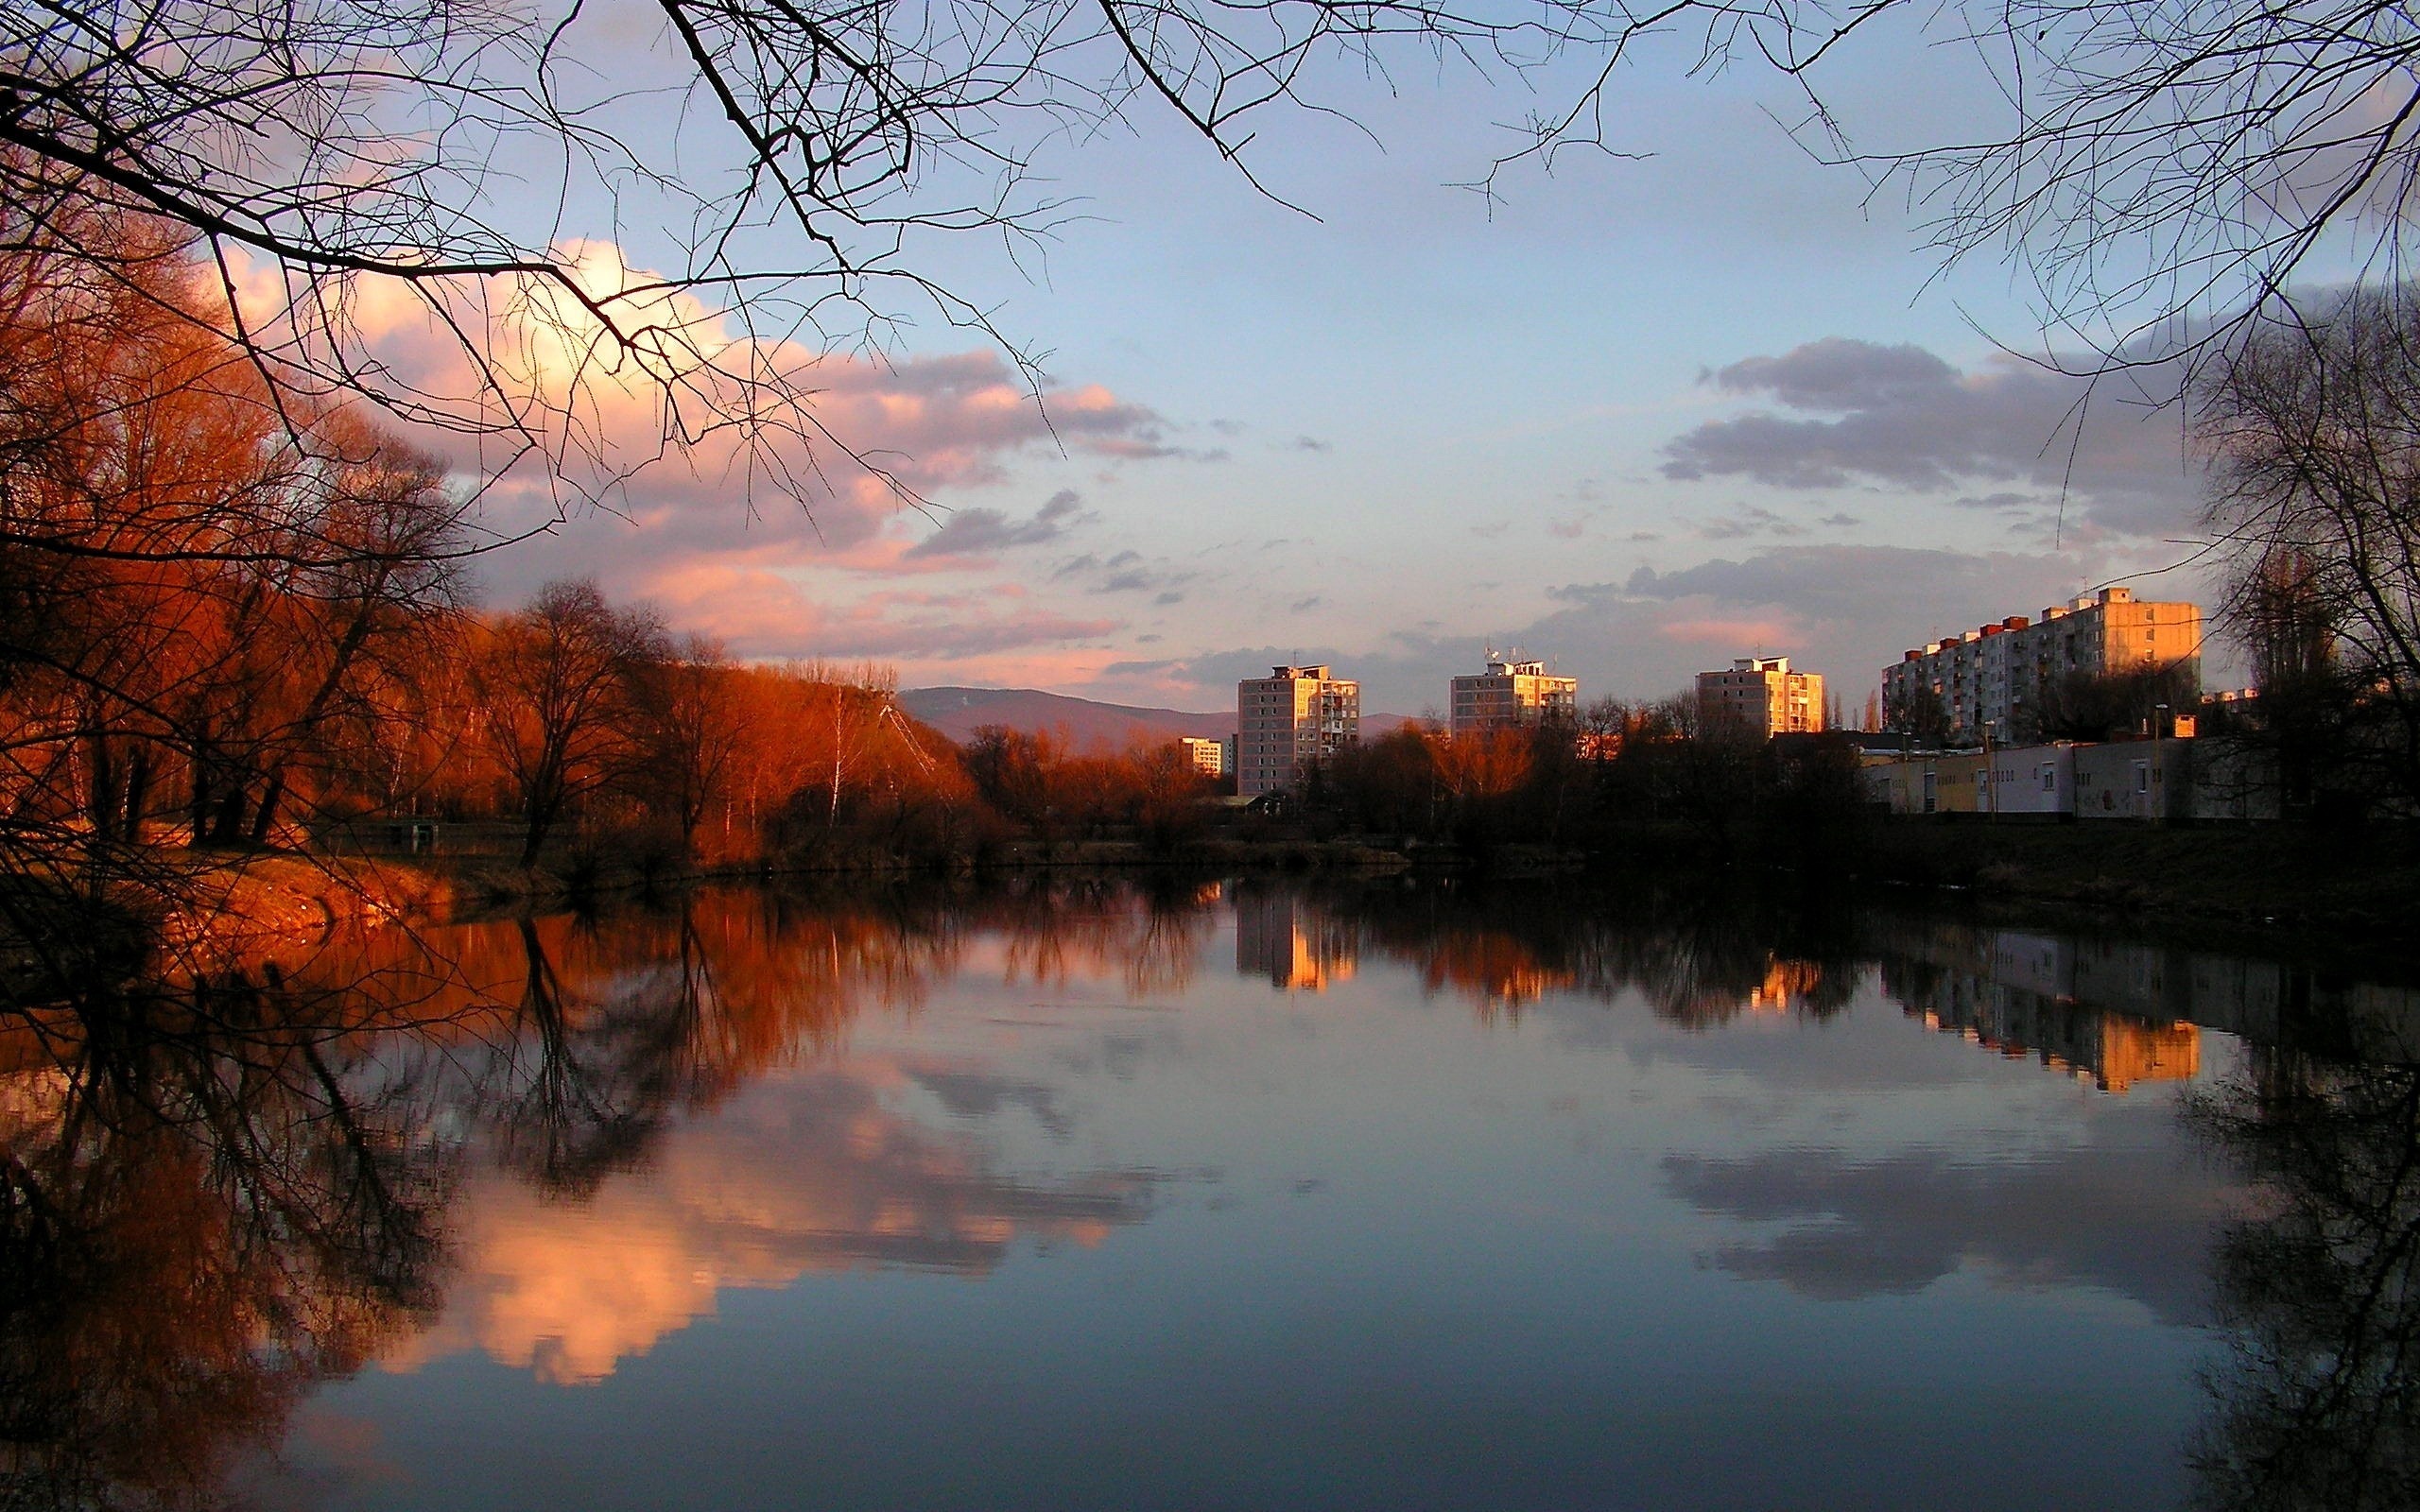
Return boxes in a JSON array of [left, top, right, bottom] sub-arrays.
[[0, 972, 456, 1509], [491, 915, 663, 1194], [2190, 1055, 2420, 1512]]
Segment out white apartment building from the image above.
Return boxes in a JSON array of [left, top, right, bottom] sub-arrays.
[[1696, 656, 1825, 739], [1881, 587, 2203, 744], [1448, 658, 1579, 737], [1236, 664, 1359, 797], [1178, 736, 1226, 778]]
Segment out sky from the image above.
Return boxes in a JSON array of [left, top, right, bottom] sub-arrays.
[[336, 9, 2264, 718]]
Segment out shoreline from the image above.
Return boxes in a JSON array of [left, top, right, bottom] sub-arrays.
[[30, 820, 2411, 979]]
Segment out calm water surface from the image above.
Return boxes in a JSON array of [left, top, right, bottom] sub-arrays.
[[9, 878, 2418, 1509]]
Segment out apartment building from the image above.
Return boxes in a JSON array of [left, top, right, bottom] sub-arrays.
[[1448, 657, 1579, 737], [1695, 656, 1825, 739], [1178, 737, 1226, 778], [1881, 587, 2203, 744], [1236, 664, 1360, 797]]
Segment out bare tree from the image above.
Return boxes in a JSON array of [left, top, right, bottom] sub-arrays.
[[472, 577, 666, 864], [2195, 284, 2420, 811], [629, 633, 754, 858]]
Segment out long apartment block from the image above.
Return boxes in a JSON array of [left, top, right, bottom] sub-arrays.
[[1882, 587, 2202, 743]]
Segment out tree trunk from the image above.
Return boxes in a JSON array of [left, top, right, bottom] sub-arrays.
[[189, 724, 214, 845], [84, 733, 115, 841], [121, 744, 151, 843], [210, 779, 248, 847], [249, 769, 286, 847]]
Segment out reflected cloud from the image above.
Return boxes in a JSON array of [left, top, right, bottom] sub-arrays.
[[1664, 1144, 2233, 1323], [395, 1060, 1156, 1385]]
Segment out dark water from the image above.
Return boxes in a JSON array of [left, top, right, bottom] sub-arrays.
[[7, 877, 2418, 1510]]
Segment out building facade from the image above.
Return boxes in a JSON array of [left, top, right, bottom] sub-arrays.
[[1448, 658, 1578, 737], [1236, 664, 1360, 797], [1881, 587, 2203, 745], [1695, 656, 1825, 739], [1178, 737, 1226, 778]]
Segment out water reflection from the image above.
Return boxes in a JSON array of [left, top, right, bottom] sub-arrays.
[[0, 973, 452, 1507], [2189, 1055, 2420, 1512], [2, 876, 2417, 1508]]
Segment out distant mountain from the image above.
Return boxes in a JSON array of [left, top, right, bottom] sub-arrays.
[[900, 688, 1231, 749], [899, 686, 1424, 749]]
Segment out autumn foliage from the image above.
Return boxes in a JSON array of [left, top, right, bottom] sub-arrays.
[[0, 220, 1246, 892]]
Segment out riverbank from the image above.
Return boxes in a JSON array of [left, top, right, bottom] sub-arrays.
[[64, 819, 2411, 974], [431, 834, 1503, 913], [1850, 817, 2420, 955], [0, 849, 454, 996]]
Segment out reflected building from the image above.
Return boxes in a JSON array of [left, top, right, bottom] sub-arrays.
[[1234, 887, 1358, 992], [1871, 916, 2420, 1070], [1881, 928, 2202, 1091], [1746, 957, 1830, 1013]]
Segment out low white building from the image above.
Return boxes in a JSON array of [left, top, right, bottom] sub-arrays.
[[1984, 744, 2080, 817]]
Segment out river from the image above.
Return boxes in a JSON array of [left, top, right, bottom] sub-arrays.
[[5, 874, 2414, 1509]]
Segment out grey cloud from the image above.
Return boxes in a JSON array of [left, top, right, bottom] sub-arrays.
[[1709, 337, 1959, 411], [905, 490, 1092, 559], [1290, 435, 1332, 453], [1696, 505, 1808, 541], [1621, 546, 2083, 623], [1664, 337, 2195, 536], [1291, 595, 1323, 613], [1083, 547, 1198, 599]]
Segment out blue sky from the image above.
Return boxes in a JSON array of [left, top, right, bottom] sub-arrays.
[[429, 10, 2245, 716]]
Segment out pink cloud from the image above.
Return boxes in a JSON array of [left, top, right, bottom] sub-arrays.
[[1653, 616, 1806, 648], [240, 243, 1167, 579], [643, 563, 1122, 662]]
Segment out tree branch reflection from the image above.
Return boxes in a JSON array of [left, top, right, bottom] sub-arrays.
[[2191, 1055, 2420, 1512], [0, 969, 455, 1508]]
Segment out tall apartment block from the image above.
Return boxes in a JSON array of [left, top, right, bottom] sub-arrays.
[[1696, 656, 1826, 739], [1881, 587, 2203, 744], [1178, 737, 1226, 777], [1236, 664, 1359, 797], [1448, 657, 1578, 737]]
